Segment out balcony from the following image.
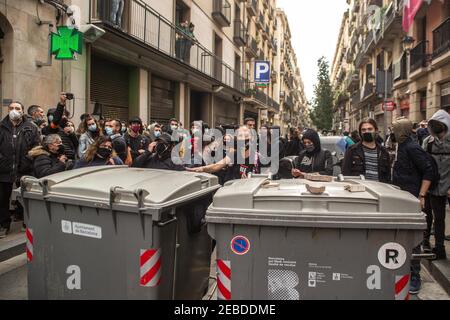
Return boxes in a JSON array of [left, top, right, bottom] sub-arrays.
[[245, 36, 258, 57], [262, 0, 268, 9], [361, 82, 374, 102], [432, 17, 450, 60], [271, 70, 277, 82], [264, 24, 270, 39], [274, 19, 278, 30], [212, 0, 231, 27], [257, 48, 265, 61], [233, 20, 247, 47], [272, 38, 278, 54], [351, 90, 361, 106], [256, 12, 265, 30], [89, 0, 247, 94], [375, 69, 392, 97], [410, 40, 429, 73], [393, 53, 407, 82], [246, 0, 258, 17], [285, 95, 294, 109]]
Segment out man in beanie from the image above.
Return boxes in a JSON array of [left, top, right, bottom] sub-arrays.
[[292, 129, 333, 178]]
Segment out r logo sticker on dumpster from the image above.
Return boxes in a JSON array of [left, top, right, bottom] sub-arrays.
[[377, 243, 407, 270], [230, 236, 250, 255]]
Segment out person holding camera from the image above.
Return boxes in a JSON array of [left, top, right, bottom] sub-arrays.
[[28, 134, 73, 179], [42, 93, 79, 160]]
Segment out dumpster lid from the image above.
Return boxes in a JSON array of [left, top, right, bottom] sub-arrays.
[[207, 178, 426, 229], [22, 166, 219, 207]]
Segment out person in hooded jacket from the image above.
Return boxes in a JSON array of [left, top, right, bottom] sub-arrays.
[[132, 133, 185, 171], [78, 115, 101, 159], [422, 110, 450, 261], [291, 129, 333, 178], [391, 117, 435, 295], [29, 134, 73, 178]]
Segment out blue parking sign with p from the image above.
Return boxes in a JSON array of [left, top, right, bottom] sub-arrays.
[[255, 61, 270, 83]]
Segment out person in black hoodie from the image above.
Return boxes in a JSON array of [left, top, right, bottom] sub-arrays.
[[292, 129, 333, 177], [29, 134, 73, 178], [133, 133, 185, 171], [0, 101, 40, 237], [285, 127, 303, 156]]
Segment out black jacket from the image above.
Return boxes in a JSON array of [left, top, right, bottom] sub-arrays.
[[284, 138, 303, 157], [392, 137, 435, 198], [42, 126, 79, 160], [124, 133, 149, 161], [110, 133, 128, 162], [293, 149, 333, 176], [342, 142, 391, 183], [28, 146, 71, 179], [0, 116, 40, 183], [133, 151, 185, 171]]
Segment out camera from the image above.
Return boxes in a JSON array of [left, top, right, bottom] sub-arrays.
[[65, 93, 74, 100]]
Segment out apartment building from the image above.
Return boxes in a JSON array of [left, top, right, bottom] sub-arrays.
[[332, 0, 450, 135], [1, 0, 306, 129]]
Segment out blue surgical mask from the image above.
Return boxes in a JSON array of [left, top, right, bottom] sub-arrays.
[[105, 127, 114, 136], [48, 115, 54, 123], [88, 124, 97, 132], [154, 131, 161, 138]]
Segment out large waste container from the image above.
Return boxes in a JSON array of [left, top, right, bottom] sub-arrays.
[[207, 177, 426, 300], [17, 166, 220, 300]]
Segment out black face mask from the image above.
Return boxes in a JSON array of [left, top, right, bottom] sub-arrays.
[[362, 132, 375, 143], [97, 147, 112, 159], [57, 144, 65, 155]]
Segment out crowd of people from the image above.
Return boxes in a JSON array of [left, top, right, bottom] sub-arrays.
[[0, 93, 449, 295]]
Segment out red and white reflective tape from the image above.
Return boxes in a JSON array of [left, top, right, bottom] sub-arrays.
[[395, 275, 410, 300], [26, 228, 33, 262], [140, 249, 161, 287], [217, 259, 231, 300]]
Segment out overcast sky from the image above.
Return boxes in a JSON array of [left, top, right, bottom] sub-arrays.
[[277, 0, 349, 102]]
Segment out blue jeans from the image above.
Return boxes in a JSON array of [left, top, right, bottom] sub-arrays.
[[110, 0, 124, 26]]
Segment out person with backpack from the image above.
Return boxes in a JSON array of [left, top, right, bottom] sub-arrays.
[[422, 110, 450, 261], [391, 117, 436, 295]]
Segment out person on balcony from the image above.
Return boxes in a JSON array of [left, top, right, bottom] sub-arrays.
[[110, 0, 124, 28]]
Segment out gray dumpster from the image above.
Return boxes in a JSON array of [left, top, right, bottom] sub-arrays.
[[207, 178, 426, 300], [17, 166, 220, 300]]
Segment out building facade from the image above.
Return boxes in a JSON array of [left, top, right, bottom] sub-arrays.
[[332, 0, 450, 135], [1, 0, 307, 131]]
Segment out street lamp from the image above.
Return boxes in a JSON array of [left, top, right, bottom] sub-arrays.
[[402, 36, 415, 54]]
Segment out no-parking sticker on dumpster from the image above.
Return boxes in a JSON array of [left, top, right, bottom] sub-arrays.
[[230, 236, 250, 255]]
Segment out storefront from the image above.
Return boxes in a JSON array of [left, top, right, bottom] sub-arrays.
[[151, 75, 175, 125], [215, 97, 239, 126], [90, 55, 130, 121]]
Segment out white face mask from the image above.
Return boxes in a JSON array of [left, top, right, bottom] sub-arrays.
[[9, 109, 23, 121]]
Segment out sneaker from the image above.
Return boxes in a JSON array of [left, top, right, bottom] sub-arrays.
[[409, 276, 421, 295], [0, 227, 9, 239], [432, 247, 447, 260], [422, 240, 432, 253]]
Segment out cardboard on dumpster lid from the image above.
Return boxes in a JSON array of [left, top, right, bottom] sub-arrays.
[[305, 183, 326, 195], [303, 173, 334, 182]]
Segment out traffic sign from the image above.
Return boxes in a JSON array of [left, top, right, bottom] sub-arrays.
[[230, 236, 250, 255], [51, 26, 83, 60], [383, 100, 395, 112], [255, 61, 270, 84]]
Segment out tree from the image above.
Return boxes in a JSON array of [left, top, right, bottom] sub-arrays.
[[310, 57, 334, 131]]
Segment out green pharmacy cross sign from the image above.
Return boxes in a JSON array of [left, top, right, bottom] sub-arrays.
[[51, 26, 83, 60]]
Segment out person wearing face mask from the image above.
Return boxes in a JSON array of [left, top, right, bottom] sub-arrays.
[[390, 117, 437, 295], [342, 118, 391, 183], [422, 110, 450, 261], [0, 102, 40, 238], [42, 107, 79, 161], [27, 105, 45, 126], [78, 115, 101, 159], [167, 118, 179, 135], [104, 119, 128, 163], [145, 123, 162, 143], [291, 129, 333, 178], [29, 134, 73, 178], [74, 136, 123, 169], [187, 126, 260, 181], [133, 133, 185, 171], [124, 117, 149, 162]]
